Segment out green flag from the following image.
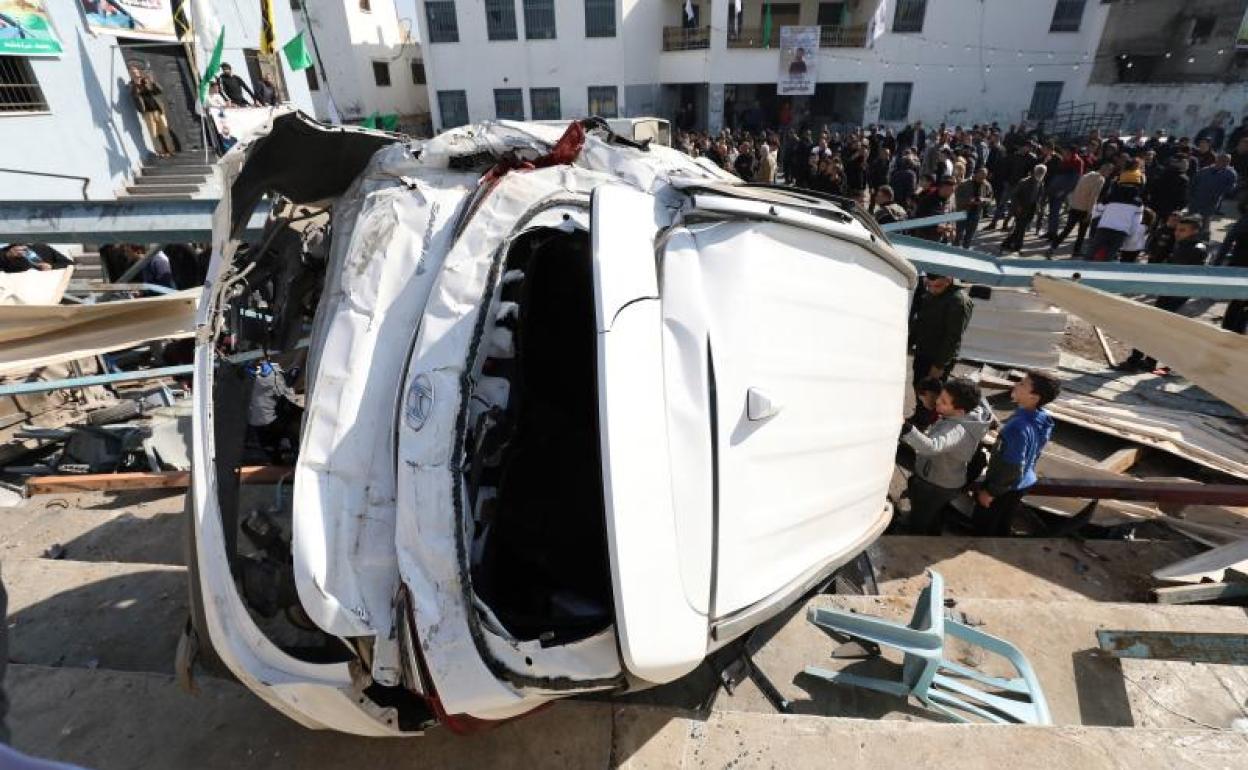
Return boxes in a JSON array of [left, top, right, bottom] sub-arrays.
[[362, 112, 379, 129], [379, 113, 399, 132], [199, 27, 225, 103], [762, 2, 772, 48], [282, 31, 313, 71]]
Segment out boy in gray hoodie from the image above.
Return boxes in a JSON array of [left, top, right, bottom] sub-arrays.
[[899, 377, 994, 534]]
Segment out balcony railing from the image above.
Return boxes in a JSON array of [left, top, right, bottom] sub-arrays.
[[726, 24, 867, 49], [662, 26, 710, 51], [820, 24, 867, 48]]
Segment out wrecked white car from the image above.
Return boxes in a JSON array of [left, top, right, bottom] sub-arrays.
[[185, 111, 916, 735]]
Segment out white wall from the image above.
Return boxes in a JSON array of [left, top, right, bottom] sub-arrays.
[[297, 0, 428, 123], [0, 0, 312, 201], [416, 0, 1113, 132], [1083, 82, 1247, 138]]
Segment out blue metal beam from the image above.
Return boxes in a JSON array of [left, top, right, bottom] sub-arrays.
[[0, 200, 267, 243], [0, 365, 193, 397], [893, 234, 1248, 300], [1097, 630, 1248, 665]]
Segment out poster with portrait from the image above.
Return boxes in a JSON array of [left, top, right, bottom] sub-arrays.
[[79, 0, 176, 41], [0, 0, 63, 56], [777, 26, 819, 96], [1238, 4, 1248, 50]]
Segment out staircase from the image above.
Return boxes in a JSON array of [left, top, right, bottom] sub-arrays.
[[122, 151, 216, 200], [1028, 101, 1125, 144], [3, 489, 1245, 766]]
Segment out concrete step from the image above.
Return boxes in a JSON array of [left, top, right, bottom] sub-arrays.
[[125, 184, 202, 197], [4, 557, 187, 673], [133, 174, 208, 187], [120, 191, 196, 201], [146, 153, 213, 167], [142, 164, 213, 176], [8, 664, 1244, 769]]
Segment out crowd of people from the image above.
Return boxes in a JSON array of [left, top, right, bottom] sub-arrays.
[[675, 116, 1247, 263], [674, 115, 1247, 536]]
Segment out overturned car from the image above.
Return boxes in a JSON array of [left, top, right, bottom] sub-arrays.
[[186, 112, 916, 735]]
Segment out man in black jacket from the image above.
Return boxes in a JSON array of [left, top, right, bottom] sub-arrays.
[[909, 273, 973, 387], [217, 63, 255, 107], [1000, 164, 1046, 253]]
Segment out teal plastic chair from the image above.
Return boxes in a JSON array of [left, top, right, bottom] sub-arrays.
[[804, 570, 1051, 725]]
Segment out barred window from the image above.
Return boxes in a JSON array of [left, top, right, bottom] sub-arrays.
[[0, 56, 49, 113], [494, 88, 524, 120], [425, 1, 459, 43], [584, 0, 615, 38], [879, 82, 912, 122], [587, 85, 617, 118], [523, 0, 556, 40], [1028, 82, 1064, 120], [410, 60, 426, 84], [1049, 0, 1085, 32], [891, 0, 926, 33], [485, 0, 518, 40], [438, 89, 469, 128], [530, 87, 560, 120]]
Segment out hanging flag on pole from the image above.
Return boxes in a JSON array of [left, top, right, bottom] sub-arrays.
[[259, 0, 277, 56], [198, 27, 224, 102], [762, 2, 773, 48], [869, 0, 888, 48], [732, 0, 742, 35], [684, 0, 694, 23], [282, 32, 313, 71], [172, 0, 192, 41]]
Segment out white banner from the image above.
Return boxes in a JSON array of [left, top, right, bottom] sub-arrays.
[[79, 0, 176, 41], [777, 26, 819, 97], [870, 0, 888, 47]]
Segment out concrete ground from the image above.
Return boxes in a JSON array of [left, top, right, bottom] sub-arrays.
[[3, 487, 1246, 768]]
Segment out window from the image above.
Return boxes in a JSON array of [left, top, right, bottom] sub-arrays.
[[1048, 0, 1085, 32], [438, 90, 469, 128], [372, 61, 391, 87], [817, 2, 846, 25], [305, 66, 319, 91], [410, 60, 426, 84], [523, 0, 556, 40], [587, 85, 617, 118], [494, 88, 524, 119], [878, 82, 912, 121], [290, 0, 300, 9], [359, 0, 370, 11], [1028, 81, 1063, 120], [1189, 15, 1216, 44], [485, 0, 518, 40], [425, 1, 459, 43], [0, 56, 49, 113], [585, 0, 615, 37], [892, 0, 926, 33], [530, 87, 560, 119]]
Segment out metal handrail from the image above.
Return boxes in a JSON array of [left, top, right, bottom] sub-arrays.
[[662, 25, 711, 51], [0, 168, 90, 200], [819, 24, 867, 48]]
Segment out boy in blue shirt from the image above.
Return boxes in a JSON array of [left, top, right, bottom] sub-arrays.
[[973, 370, 1061, 536]]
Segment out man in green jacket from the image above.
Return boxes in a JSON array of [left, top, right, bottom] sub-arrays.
[[909, 273, 973, 389]]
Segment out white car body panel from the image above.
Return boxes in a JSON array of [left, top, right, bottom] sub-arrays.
[[192, 113, 915, 732]]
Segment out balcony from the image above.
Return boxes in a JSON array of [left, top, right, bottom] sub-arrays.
[[662, 26, 711, 51], [726, 24, 867, 49], [820, 24, 867, 48]]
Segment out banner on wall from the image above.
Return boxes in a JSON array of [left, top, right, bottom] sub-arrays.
[[0, 1, 63, 56], [777, 26, 819, 96], [1237, 5, 1248, 50], [79, 0, 176, 41]]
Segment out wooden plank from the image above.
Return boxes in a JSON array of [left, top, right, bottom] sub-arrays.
[[1096, 447, 1141, 474], [1027, 478, 1248, 506], [1153, 537, 1248, 584], [1093, 326, 1116, 367], [24, 466, 292, 495], [1152, 582, 1248, 605], [1096, 630, 1248, 664], [1034, 276, 1248, 415]]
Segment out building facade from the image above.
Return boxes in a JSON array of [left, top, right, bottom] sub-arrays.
[[293, 0, 430, 132], [1082, 0, 1248, 140], [414, 0, 1124, 134], [0, 0, 313, 201]]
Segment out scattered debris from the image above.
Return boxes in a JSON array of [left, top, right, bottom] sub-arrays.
[[1096, 630, 1248, 665]]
